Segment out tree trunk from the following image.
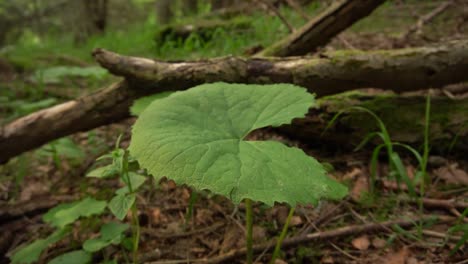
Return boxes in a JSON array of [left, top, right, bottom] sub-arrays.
[[256, 0, 385, 57], [156, 0, 173, 25], [83, 0, 108, 34], [1, 40, 468, 164], [183, 0, 198, 15]]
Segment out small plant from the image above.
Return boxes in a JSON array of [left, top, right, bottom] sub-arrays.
[[448, 208, 468, 255], [325, 93, 432, 198], [86, 135, 146, 263], [9, 137, 145, 264], [129, 82, 347, 263]]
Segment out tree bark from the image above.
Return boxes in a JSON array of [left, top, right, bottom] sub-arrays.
[[156, 0, 173, 25], [94, 40, 468, 95], [1, 40, 468, 164], [256, 0, 386, 57]]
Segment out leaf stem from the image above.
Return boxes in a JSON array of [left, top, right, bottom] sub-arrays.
[[270, 206, 295, 263], [245, 199, 254, 264], [123, 150, 140, 263]]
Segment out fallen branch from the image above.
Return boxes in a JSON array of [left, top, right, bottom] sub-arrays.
[[401, 1, 453, 40], [254, 0, 295, 33], [93, 40, 468, 94], [143, 215, 456, 263], [256, 0, 386, 56], [2, 40, 468, 164]]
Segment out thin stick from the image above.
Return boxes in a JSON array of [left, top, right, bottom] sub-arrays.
[[143, 215, 455, 263], [401, 1, 453, 40], [254, 0, 295, 33], [284, 0, 312, 20]]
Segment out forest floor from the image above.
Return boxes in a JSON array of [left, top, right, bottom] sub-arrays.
[[1, 1, 467, 263]]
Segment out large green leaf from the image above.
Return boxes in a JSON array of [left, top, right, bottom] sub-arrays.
[[10, 228, 69, 264], [83, 222, 129, 253], [130, 92, 173, 116], [43, 198, 107, 228], [129, 83, 347, 206], [48, 250, 92, 264]]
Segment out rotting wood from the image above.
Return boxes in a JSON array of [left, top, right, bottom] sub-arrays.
[[256, 0, 386, 57], [1, 40, 468, 164]]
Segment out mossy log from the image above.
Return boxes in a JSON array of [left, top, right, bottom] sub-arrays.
[[256, 0, 386, 57], [94, 40, 468, 95], [1, 41, 468, 164], [282, 91, 468, 153], [156, 18, 252, 43]]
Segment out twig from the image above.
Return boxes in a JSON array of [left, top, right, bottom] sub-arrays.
[[407, 198, 468, 211], [329, 242, 361, 261], [254, 0, 295, 33], [422, 229, 462, 242], [284, 0, 311, 20], [141, 221, 224, 239], [143, 215, 456, 263], [401, 1, 453, 40]]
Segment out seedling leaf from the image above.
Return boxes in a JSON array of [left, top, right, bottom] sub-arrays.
[[116, 172, 147, 195], [86, 164, 119, 178], [43, 198, 107, 228], [83, 222, 129, 253], [10, 228, 69, 264], [48, 250, 92, 264], [130, 83, 347, 206], [108, 194, 136, 220]]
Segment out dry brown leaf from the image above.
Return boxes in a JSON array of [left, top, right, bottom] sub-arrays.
[[289, 215, 303, 226], [275, 205, 290, 225], [321, 255, 335, 264], [434, 163, 468, 185], [253, 225, 267, 241], [149, 207, 162, 225], [220, 224, 243, 253], [351, 235, 370, 250], [343, 167, 362, 181], [382, 247, 410, 264], [195, 208, 214, 225], [372, 237, 387, 249], [351, 175, 369, 201], [274, 259, 288, 264]]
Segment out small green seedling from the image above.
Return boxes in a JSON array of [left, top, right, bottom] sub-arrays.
[[10, 137, 144, 264], [86, 135, 146, 263], [129, 82, 347, 263], [10, 197, 106, 264]]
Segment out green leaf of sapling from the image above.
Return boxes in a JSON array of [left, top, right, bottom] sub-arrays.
[[83, 222, 129, 253], [108, 194, 136, 220], [116, 172, 147, 195], [86, 164, 119, 178], [10, 228, 69, 264], [43, 198, 107, 228], [129, 83, 347, 206], [48, 250, 92, 264]]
